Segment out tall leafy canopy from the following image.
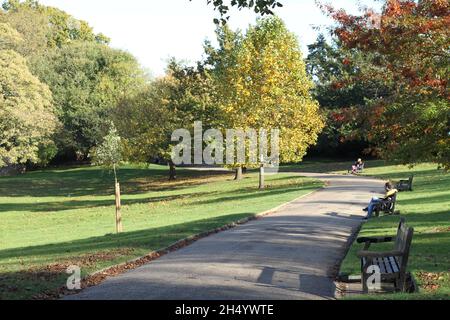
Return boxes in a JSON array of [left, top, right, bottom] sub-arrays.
[[0, 23, 58, 166], [208, 17, 324, 167], [114, 60, 216, 179], [306, 34, 392, 156], [1, 0, 109, 51], [1, 1, 146, 161], [323, 0, 450, 168], [31, 41, 147, 159]]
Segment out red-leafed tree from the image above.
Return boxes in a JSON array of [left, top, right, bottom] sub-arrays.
[[321, 0, 449, 168]]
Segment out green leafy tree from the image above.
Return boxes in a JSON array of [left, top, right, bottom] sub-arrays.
[[0, 21, 23, 50], [91, 123, 122, 183], [0, 45, 57, 167], [31, 41, 147, 160], [115, 61, 215, 180], [90, 122, 123, 233], [1, 1, 134, 164], [1, 0, 109, 50], [0, 3, 49, 57]]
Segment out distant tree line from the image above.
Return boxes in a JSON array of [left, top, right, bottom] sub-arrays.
[[0, 0, 323, 179], [2, 0, 446, 177], [0, 0, 146, 168]]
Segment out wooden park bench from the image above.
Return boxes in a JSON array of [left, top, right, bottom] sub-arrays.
[[373, 191, 399, 217], [357, 218, 414, 293], [396, 176, 414, 192]]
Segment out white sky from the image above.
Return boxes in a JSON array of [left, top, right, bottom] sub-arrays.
[[38, 0, 379, 76]]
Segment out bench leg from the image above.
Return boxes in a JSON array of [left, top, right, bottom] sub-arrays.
[[394, 279, 401, 292], [362, 273, 369, 294], [398, 274, 407, 292]]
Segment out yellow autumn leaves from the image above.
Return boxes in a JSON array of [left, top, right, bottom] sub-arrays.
[[213, 17, 324, 165]]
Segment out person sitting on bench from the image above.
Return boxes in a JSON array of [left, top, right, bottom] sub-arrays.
[[351, 158, 364, 174], [363, 182, 398, 219], [356, 158, 364, 172]]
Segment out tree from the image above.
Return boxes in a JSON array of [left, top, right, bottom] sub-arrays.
[[31, 41, 147, 160], [306, 34, 391, 157], [0, 2, 50, 57], [1, 1, 136, 163], [0, 45, 57, 167], [322, 0, 450, 168], [193, 0, 283, 24], [91, 122, 122, 184], [1, 0, 110, 51], [115, 61, 216, 180], [115, 77, 178, 179], [90, 122, 123, 233], [0, 20, 22, 49], [208, 17, 324, 180]]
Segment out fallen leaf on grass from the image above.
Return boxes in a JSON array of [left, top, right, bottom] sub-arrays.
[[0, 248, 135, 300], [417, 271, 448, 292]]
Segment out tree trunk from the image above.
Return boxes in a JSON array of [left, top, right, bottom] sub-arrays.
[[234, 166, 243, 180], [168, 160, 177, 180], [259, 164, 265, 189]]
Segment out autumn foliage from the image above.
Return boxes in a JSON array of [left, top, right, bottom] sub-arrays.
[[321, 0, 450, 168]]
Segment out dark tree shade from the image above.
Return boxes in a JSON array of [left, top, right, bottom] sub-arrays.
[[192, 0, 283, 23]]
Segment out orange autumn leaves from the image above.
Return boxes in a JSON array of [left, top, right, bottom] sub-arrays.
[[317, 0, 449, 168]]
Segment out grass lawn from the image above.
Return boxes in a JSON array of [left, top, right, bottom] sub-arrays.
[[0, 164, 322, 299], [338, 162, 450, 300]]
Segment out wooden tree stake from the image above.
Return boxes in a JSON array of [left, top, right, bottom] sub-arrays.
[[259, 164, 265, 189], [115, 182, 123, 233]]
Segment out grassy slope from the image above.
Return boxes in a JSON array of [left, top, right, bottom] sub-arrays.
[[0, 164, 322, 299], [338, 163, 450, 300]]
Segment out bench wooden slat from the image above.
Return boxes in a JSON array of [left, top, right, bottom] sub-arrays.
[[383, 257, 393, 273], [391, 257, 400, 273], [377, 257, 386, 273]]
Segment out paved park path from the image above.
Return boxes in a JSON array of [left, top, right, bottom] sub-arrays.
[[66, 173, 384, 300]]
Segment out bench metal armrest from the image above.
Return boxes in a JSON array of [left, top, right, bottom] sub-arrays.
[[357, 236, 395, 244], [357, 250, 403, 259]]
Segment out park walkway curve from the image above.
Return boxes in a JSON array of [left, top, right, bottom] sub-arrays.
[[66, 172, 385, 300]]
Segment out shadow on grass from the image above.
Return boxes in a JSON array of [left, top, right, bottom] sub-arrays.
[[191, 183, 320, 206], [0, 213, 254, 263], [363, 210, 450, 231], [367, 168, 446, 180], [400, 194, 450, 206], [0, 166, 231, 198], [0, 213, 252, 299], [0, 181, 317, 213], [0, 191, 221, 213], [0, 176, 314, 213]]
